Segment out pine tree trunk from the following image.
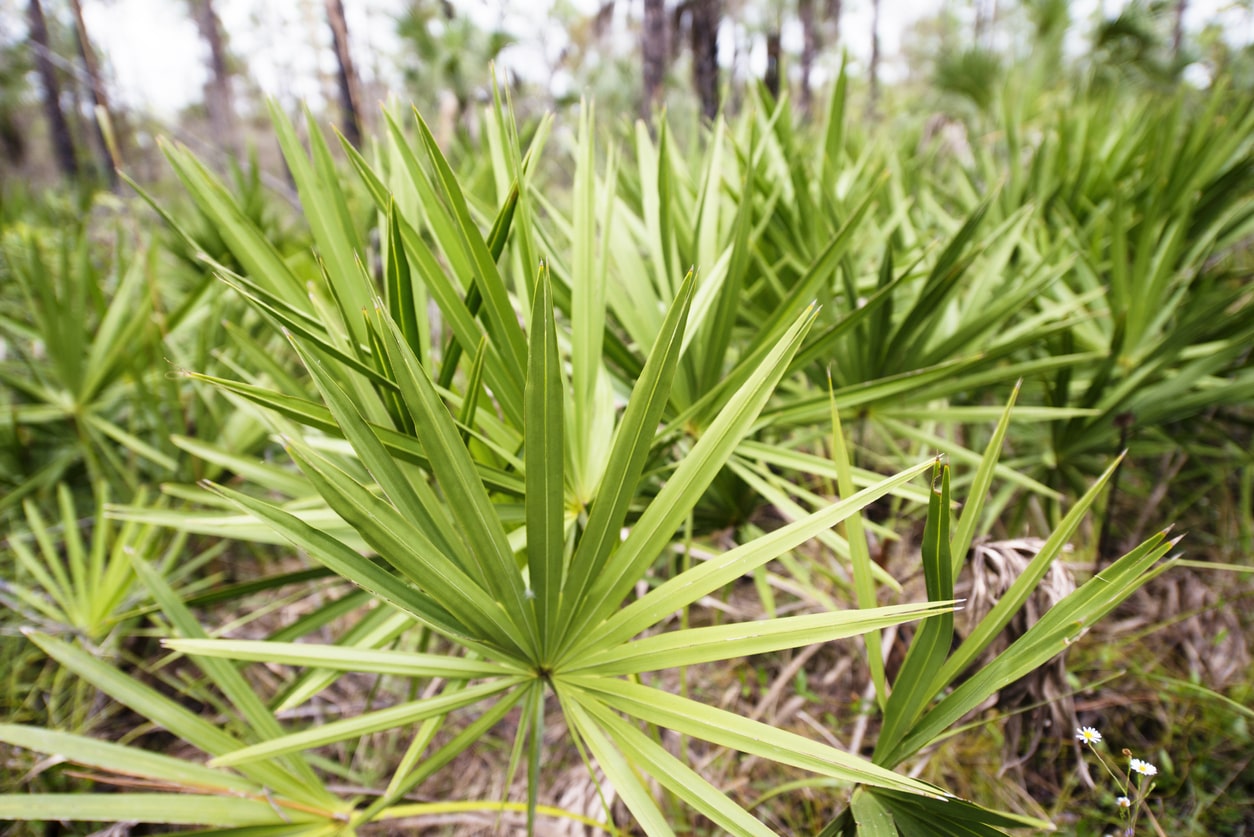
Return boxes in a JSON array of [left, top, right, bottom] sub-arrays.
[[641, 0, 668, 117], [190, 0, 239, 157], [868, 0, 881, 115], [689, 0, 720, 120], [27, 0, 78, 178], [764, 29, 781, 99], [67, 0, 117, 185], [325, 0, 364, 146], [798, 0, 817, 114], [1172, 0, 1187, 60], [975, 0, 1000, 48]]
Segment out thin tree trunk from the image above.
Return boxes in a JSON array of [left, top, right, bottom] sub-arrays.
[[980, 0, 1000, 48], [325, 0, 364, 146], [689, 0, 720, 120], [641, 0, 668, 117], [974, 0, 989, 47], [67, 0, 117, 185], [868, 0, 880, 116], [764, 28, 781, 99], [27, 0, 78, 178], [798, 0, 817, 114], [189, 0, 239, 157], [1172, 0, 1187, 60]]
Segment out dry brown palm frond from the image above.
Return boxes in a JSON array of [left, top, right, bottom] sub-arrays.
[[957, 538, 1078, 792], [1116, 567, 1250, 688]]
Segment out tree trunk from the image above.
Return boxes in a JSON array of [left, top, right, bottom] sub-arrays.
[[27, 0, 78, 178], [868, 0, 880, 115], [67, 0, 117, 186], [641, 0, 668, 117], [826, 0, 842, 45], [325, 0, 364, 146], [764, 29, 781, 100], [189, 0, 239, 157], [974, 0, 988, 47], [689, 0, 720, 120], [798, 0, 817, 114], [977, 0, 1000, 48], [1172, 0, 1187, 60]]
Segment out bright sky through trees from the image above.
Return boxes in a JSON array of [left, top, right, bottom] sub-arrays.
[[70, 0, 1254, 120]]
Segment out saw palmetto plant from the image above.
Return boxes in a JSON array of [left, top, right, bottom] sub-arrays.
[[0, 72, 1218, 834], [0, 226, 178, 510], [4, 96, 958, 832]]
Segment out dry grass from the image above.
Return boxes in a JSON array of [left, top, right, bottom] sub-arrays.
[[5, 501, 1250, 836]]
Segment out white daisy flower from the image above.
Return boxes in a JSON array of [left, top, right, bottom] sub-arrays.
[[1075, 726, 1103, 745]]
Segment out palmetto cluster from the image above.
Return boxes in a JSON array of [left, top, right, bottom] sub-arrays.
[[2, 66, 1236, 833]]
